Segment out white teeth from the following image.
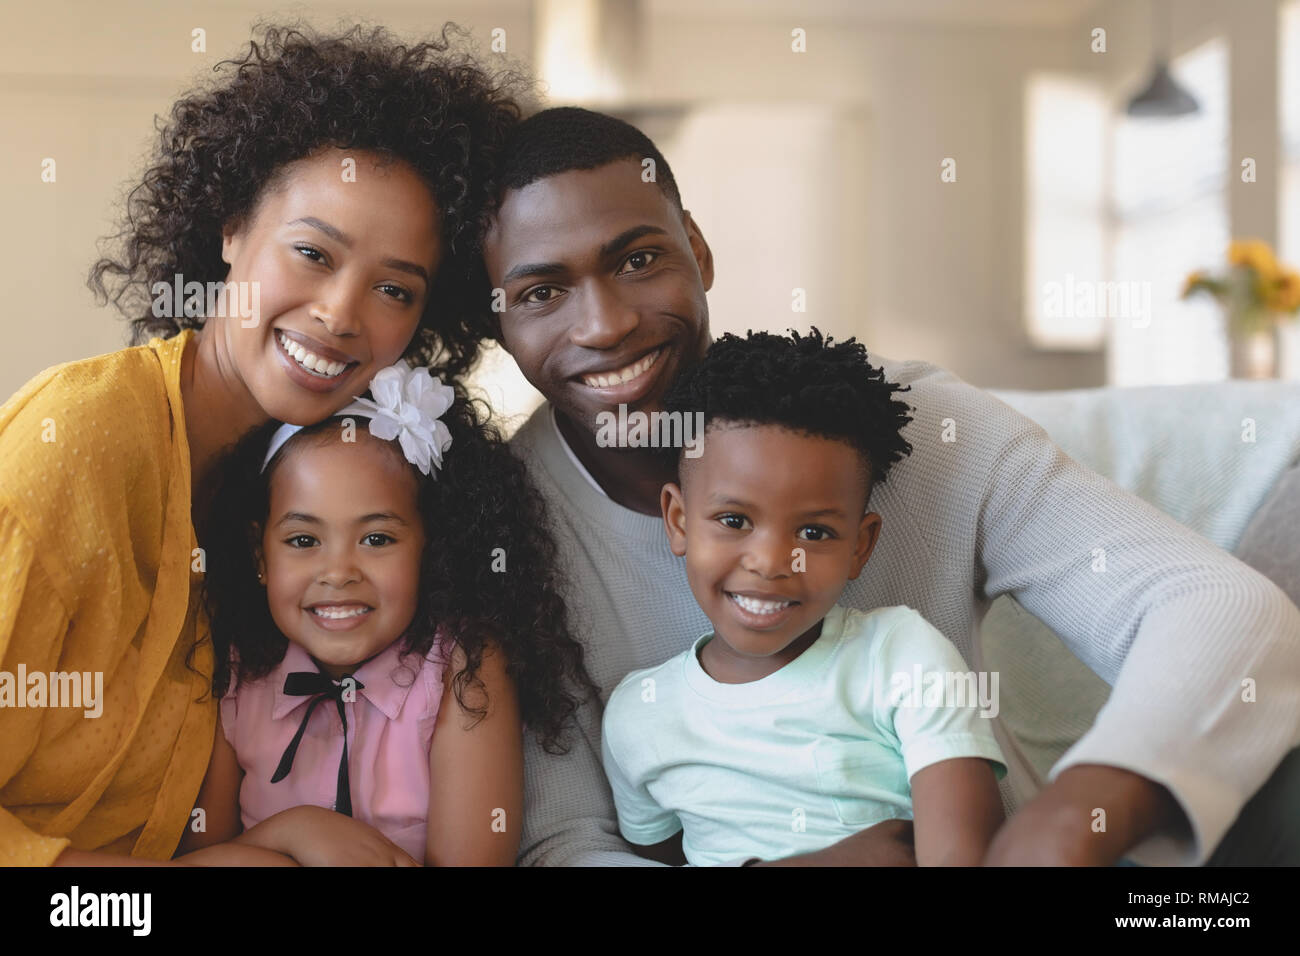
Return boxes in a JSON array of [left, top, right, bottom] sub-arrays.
[[278, 331, 349, 378], [582, 348, 661, 389], [729, 593, 793, 615], [311, 605, 370, 620]]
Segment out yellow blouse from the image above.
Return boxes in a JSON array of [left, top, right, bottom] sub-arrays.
[[0, 330, 214, 865]]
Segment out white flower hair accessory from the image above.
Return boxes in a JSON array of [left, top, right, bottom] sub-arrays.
[[261, 364, 455, 476]]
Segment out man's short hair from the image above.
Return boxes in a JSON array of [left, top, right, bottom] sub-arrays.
[[495, 106, 682, 209]]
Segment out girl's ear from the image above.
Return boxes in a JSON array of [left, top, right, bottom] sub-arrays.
[[661, 482, 688, 557], [249, 522, 266, 584]]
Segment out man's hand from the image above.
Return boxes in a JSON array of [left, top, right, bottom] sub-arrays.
[[985, 764, 1187, 866], [752, 818, 917, 867], [235, 805, 421, 867]]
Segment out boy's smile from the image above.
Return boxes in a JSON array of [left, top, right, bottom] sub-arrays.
[[661, 423, 882, 684]]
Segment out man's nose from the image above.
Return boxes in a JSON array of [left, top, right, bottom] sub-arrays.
[[569, 279, 639, 350]]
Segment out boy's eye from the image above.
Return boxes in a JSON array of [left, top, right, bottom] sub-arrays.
[[285, 534, 317, 548], [522, 285, 561, 305], [798, 526, 836, 542], [363, 532, 394, 546], [617, 250, 658, 275], [717, 513, 750, 531]]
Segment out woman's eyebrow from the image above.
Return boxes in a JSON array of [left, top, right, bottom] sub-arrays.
[[288, 217, 428, 282]]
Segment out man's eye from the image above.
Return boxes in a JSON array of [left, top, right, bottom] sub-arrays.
[[523, 285, 560, 304], [798, 526, 835, 542], [285, 534, 317, 548], [363, 533, 394, 546], [618, 251, 658, 274], [717, 513, 749, 531]]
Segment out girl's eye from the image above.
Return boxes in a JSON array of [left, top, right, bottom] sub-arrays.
[[798, 526, 836, 542], [717, 513, 749, 531], [377, 283, 413, 304], [522, 285, 561, 305], [285, 534, 317, 548], [618, 250, 658, 275], [363, 532, 394, 546]]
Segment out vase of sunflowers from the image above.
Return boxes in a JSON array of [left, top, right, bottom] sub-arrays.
[[1182, 239, 1300, 379]]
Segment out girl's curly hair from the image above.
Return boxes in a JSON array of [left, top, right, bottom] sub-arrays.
[[89, 22, 528, 379], [200, 384, 598, 754]]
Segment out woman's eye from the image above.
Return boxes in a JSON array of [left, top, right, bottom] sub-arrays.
[[363, 533, 394, 546], [294, 244, 326, 264], [377, 283, 413, 304], [522, 285, 560, 305], [285, 534, 317, 548], [798, 526, 835, 542], [717, 513, 749, 531], [618, 251, 658, 274]]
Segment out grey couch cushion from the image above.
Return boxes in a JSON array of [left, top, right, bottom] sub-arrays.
[[1234, 463, 1300, 607]]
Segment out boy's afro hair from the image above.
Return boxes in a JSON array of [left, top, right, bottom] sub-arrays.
[[663, 327, 915, 488]]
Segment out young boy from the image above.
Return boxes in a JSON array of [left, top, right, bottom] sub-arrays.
[[600, 328, 1008, 867]]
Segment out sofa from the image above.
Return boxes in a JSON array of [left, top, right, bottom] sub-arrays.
[[981, 379, 1300, 809]]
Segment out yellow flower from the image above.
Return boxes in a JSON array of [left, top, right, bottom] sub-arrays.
[[1272, 269, 1300, 313], [1228, 238, 1278, 279], [1181, 270, 1206, 298]]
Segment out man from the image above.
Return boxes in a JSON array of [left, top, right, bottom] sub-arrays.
[[479, 107, 1300, 866]]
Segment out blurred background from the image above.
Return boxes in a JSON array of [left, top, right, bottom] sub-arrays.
[[4, 0, 1300, 430]]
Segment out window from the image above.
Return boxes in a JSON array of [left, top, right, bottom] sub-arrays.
[[1024, 75, 1108, 349], [1108, 37, 1229, 385]]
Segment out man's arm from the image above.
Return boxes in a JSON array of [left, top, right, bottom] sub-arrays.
[[518, 712, 666, 867], [968, 385, 1300, 864]]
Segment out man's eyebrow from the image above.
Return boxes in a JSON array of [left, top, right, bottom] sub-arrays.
[[599, 225, 670, 259], [502, 260, 567, 284]]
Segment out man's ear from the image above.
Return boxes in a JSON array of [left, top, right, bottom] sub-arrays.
[[661, 482, 689, 557], [846, 511, 883, 581], [682, 211, 714, 293]]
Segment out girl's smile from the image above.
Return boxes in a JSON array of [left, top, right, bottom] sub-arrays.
[[259, 428, 427, 679]]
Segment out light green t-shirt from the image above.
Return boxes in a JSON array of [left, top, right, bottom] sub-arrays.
[[600, 603, 1008, 866]]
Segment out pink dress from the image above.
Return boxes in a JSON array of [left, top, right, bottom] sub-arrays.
[[220, 636, 449, 863]]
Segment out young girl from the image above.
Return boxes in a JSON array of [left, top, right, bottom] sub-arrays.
[[1, 24, 527, 865], [176, 363, 596, 866]]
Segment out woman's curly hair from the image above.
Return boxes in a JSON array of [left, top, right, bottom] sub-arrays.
[[89, 22, 528, 378], [200, 384, 598, 754]]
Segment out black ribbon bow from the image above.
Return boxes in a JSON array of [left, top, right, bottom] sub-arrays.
[[271, 669, 365, 817]]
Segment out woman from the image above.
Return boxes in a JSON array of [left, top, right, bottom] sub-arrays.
[[0, 24, 523, 865]]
